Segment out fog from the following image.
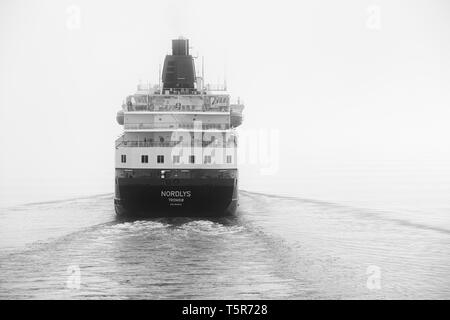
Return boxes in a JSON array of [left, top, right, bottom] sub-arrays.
[[1, 0, 450, 209]]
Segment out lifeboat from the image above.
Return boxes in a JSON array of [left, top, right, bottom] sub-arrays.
[[230, 104, 244, 128], [116, 110, 124, 125]]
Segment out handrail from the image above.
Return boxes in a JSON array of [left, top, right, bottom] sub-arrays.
[[124, 122, 230, 130], [124, 104, 230, 112], [116, 140, 236, 148]]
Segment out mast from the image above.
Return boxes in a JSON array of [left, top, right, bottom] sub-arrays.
[[158, 63, 161, 94], [202, 56, 205, 93]]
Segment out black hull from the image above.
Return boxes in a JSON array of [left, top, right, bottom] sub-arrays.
[[114, 169, 238, 217]]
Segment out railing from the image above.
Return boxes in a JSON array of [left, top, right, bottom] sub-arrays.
[[124, 122, 230, 130], [116, 141, 181, 148], [116, 140, 236, 148], [124, 104, 230, 113]]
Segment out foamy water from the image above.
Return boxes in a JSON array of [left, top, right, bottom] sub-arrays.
[[0, 191, 448, 299]]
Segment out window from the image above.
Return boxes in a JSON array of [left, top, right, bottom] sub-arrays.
[[173, 155, 180, 164], [141, 155, 148, 163], [226, 155, 232, 164], [204, 155, 211, 164], [121, 155, 126, 163], [189, 155, 195, 164], [157, 155, 164, 163]]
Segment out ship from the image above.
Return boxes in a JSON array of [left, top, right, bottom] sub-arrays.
[[114, 38, 244, 217]]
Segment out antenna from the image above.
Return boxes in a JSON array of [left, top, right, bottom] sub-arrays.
[[224, 62, 227, 91], [202, 56, 205, 93], [147, 81, 150, 108], [158, 63, 161, 94]]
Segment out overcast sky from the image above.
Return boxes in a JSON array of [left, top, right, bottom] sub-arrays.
[[1, 0, 450, 208]]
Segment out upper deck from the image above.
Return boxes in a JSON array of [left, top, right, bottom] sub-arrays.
[[123, 91, 231, 113], [116, 38, 243, 132], [116, 85, 244, 131]]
